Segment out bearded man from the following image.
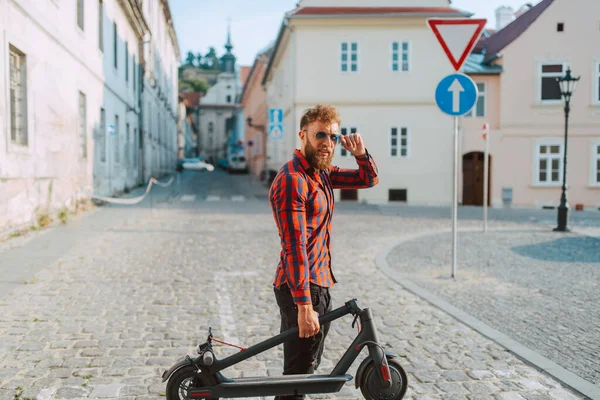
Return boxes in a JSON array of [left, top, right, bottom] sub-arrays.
[[268, 104, 379, 400]]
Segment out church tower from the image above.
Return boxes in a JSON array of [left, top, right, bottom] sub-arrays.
[[220, 23, 236, 74]]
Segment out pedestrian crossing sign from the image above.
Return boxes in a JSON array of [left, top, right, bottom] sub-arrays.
[[269, 108, 284, 140]]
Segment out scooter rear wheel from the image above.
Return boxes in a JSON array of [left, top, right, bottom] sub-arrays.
[[166, 365, 219, 400], [360, 358, 408, 400]]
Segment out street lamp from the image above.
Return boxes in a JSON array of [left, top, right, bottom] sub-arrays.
[[553, 67, 580, 232]]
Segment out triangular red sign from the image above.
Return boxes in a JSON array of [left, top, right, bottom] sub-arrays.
[[427, 18, 487, 71]]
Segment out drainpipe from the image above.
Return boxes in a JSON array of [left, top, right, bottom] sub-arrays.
[[138, 60, 144, 186]]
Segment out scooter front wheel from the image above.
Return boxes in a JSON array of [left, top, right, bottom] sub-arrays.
[[360, 358, 408, 400], [166, 365, 219, 400]]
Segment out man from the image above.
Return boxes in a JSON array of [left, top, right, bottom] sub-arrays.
[[269, 104, 379, 399]]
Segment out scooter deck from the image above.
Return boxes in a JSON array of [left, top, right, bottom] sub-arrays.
[[190, 374, 353, 398]]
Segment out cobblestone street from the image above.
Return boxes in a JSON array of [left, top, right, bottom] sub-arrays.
[[387, 229, 600, 388], [0, 171, 595, 399]]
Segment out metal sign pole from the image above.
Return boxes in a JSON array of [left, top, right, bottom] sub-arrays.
[[483, 124, 490, 233], [452, 116, 459, 279], [427, 17, 487, 280]]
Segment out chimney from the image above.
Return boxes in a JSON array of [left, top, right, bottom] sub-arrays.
[[495, 6, 515, 31], [515, 3, 534, 18]]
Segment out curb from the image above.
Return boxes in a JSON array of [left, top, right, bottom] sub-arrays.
[[374, 230, 600, 400]]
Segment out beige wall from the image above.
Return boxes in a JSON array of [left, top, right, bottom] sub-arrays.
[[491, 0, 600, 208], [310, 104, 454, 204], [264, 16, 460, 205], [294, 18, 455, 105]]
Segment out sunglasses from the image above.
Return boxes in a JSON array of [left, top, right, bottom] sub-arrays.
[[305, 130, 340, 144]]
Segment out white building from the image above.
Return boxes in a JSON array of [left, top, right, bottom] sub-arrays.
[[139, 0, 180, 183], [0, 0, 180, 236], [197, 29, 241, 164], [94, 0, 148, 196], [263, 0, 470, 205]]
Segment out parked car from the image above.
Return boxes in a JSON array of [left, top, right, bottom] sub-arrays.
[[228, 154, 248, 174], [177, 157, 205, 172], [182, 158, 214, 172]]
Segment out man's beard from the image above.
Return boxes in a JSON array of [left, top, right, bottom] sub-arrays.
[[305, 140, 334, 170]]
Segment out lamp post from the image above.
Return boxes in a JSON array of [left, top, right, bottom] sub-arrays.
[[554, 67, 580, 232]]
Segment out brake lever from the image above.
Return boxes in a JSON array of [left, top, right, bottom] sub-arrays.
[[351, 313, 360, 329]]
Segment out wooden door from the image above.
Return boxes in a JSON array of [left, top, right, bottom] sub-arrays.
[[462, 152, 491, 206]]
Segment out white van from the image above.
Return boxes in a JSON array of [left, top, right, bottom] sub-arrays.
[[228, 154, 248, 174]]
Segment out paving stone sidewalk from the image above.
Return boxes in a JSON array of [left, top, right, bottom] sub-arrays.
[[386, 227, 600, 393], [0, 201, 587, 399]]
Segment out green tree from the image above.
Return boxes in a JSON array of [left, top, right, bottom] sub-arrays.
[[203, 47, 220, 70], [179, 77, 209, 93], [196, 53, 203, 67], [185, 51, 196, 65]]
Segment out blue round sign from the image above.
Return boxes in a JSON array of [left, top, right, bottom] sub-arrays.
[[435, 73, 478, 116]]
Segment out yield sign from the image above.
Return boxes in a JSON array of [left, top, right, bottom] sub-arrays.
[[427, 18, 487, 71]]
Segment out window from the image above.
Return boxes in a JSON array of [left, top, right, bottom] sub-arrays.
[[133, 56, 136, 91], [593, 143, 600, 185], [125, 123, 130, 166], [536, 143, 562, 184], [208, 122, 214, 134], [341, 42, 358, 72], [158, 114, 162, 145], [465, 82, 486, 117], [391, 41, 409, 72], [390, 127, 409, 157], [133, 128, 137, 166], [540, 63, 564, 102], [125, 42, 129, 82], [226, 95, 231, 103], [100, 108, 106, 162], [78, 91, 87, 159], [340, 189, 357, 201], [77, 0, 84, 30], [115, 115, 120, 163], [340, 127, 357, 157], [389, 189, 407, 202], [557, 22, 564, 32], [98, 0, 103, 51], [9, 45, 28, 146], [113, 22, 118, 68], [595, 62, 600, 104]]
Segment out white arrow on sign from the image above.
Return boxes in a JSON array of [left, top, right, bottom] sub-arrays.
[[448, 79, 464, 113]]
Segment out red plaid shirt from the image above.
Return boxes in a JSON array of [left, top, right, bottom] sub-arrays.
[[269, 149, 379, 304]]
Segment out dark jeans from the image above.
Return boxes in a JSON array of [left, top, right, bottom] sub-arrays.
[[273, 283, 332, 400]]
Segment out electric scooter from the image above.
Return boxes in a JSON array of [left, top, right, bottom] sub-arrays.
[[162, 299, 408, 399]]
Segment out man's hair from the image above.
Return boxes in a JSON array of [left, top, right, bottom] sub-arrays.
[[300, 104, 341, 130]]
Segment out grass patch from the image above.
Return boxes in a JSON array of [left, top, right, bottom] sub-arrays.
[[37, 212, 52, 228], [58, 207, 69, 224]]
